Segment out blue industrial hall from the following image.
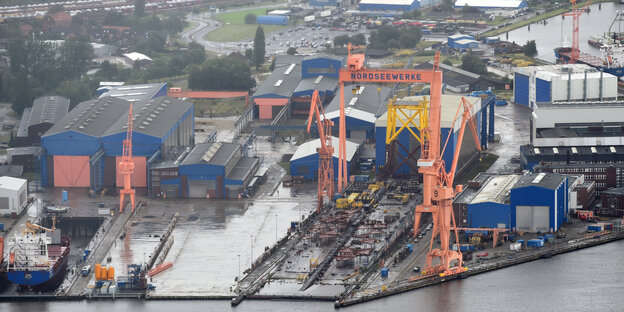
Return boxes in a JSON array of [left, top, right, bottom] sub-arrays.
[[40, 95, 194, 195], [510, 172, 568, 232], [358, 0, 420, 11], [290, 137, 359, 180]]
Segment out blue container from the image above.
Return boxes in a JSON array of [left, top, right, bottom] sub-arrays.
[[380, 268, 389, 277], [587, 224, 603, 232], [537, 236, 544, 241], [495, 99, 508, 106], [508, 234, 516, 241], [117, 281, 127, 287], [62, 190, 68, 202], [517, 239, 524, 245], [257, 15, 289, 26], [291, 222, 298, 230], [353, 175, 369, 182], [406, 244, 413, 252], [0, 223, 4, 231], [527, 239, 544, 248]]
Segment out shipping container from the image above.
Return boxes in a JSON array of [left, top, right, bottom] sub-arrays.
[[380, 268, 389, 277], [0, 223, 3, 231], [257, 15, 289, 26], [510, 242, 522, 251], [406, 244, 413, 252], [517, 239, 524, 245], [587, 224, 604, 232], [527, 239, 544, 248]]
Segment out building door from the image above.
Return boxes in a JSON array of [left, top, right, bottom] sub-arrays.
[[188, 180, 210, 198], [516, 205, 550, 232]]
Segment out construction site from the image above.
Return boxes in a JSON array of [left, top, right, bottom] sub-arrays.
[[0, 39, 623, 310]]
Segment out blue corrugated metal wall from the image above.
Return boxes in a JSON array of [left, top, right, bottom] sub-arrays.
[[290, 155, 351, 180], [42, 131, 101, 156], [467, 202, 511, 228], [100, 132, 162, 157], [330, 115, 375, 140], [302, 57, 342, 79], [153, 83, 168, 98], [510, 182, 568, 232], [535, 78, 551, 103], [514, 73, 529, 107], [257, 15, 289, 26]]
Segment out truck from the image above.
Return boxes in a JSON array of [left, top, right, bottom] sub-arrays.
[[82, 265, 91, 276]]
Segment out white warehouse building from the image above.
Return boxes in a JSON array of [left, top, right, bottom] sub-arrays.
[[514, 64, 618, 109], [0, 176, 28, 216]]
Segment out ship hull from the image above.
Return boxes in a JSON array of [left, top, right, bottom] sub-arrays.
[[6, 235, 70, 292], [554, 47, 624, 77]]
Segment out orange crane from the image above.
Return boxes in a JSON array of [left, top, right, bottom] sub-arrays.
[[415, 88, 481, 277], [337, 44, 438, 191], [119, 103, 135, 213], [307, 90, 334, 212], [562, 0, 592, 64]]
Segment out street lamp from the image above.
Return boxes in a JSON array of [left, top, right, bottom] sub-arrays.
[[250, 234, 253, 268], [275, 214, 278, 243], [237, 254, 241, 282]]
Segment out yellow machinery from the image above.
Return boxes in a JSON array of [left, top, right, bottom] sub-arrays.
[[336, 198, 350, 209], [347, 193, 360, 204]]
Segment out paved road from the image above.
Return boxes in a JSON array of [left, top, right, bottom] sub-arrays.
[[486, 103, 531, 175]]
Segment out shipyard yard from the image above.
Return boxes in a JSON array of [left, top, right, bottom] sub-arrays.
[[1, 0, 624, 310]]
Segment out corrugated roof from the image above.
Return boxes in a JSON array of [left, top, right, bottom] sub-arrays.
[[16, 107, 31, 138], [449, 34, 473, 40], [325, 84, 392, 117], [0, 176, 27, 191], [291, 136, 359, 161], [44, 96, 131, 138], [455, 39, 480, 45], [415, 61, 480, 88], [103, 97, 193, 139], [7, 146, 42, 156], [293, 75, 338, 94], [182, 142, 240, 167], [324, 108, 377, 124], [29, 95, 70, 127], [227, 157, 259, 181], [359, 0, 417, 4], [253, 63, 302, 98], [471, 174, 520, 204], [124, 52, 152, 62], [455, 0, 524, 8], [512, 172, 566, 191], [99, 82, 165, 102]]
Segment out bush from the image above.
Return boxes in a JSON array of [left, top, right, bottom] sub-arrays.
[[245, 13, 256, 24]]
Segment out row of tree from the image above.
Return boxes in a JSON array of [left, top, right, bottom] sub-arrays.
[[368, 25, 422, 49]]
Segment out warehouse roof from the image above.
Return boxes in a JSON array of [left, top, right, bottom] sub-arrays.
[[415, 61, 480, 88], [275, 55, 305, 66], [8, 146, 42, 156], [471, 174, 520, 204], [227, 157, 259, 181], [182, 142, 240, 167], [512, 172, 566, 191], [325, 84, 392, 116], [16, 107, 31, 138], [124, 52, 152, 62], [293, 75, 338, 94], [375, 94, 481, 131], [104, 97, 193, 138], [454, 0, 525, 8], [29, 96, 70, 127], [99, 82, 166, 102], [448, 34, 474, 40], [324, 107, 377, 124], [455, 39, 480, 45], [44, 96, 131, 138], [454, 173, 496, 205], [603, 187, 624, 196], [0, 176, 26, 191], [359, 0, 417, 4], [253, 63, 303, 98], [291, 136, 359, 161]]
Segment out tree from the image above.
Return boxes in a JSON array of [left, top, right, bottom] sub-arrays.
[[399, 29, 420, 49], [402, 11, 412, 19], [134, 0, 145, 17], [333, 34, 350, 47], [184, 42, 206, 66], [269, 57, 276, 71], [253, 26, 265, 70], [442, 58, 453, 66], [287, 47, 297, 55], [440, 0, 455, 12], [460, 53, 487, 75], [58, 40, 94, 80], [351, 33, 366, 46], [461, 5, 480, 13], [188, 57, 255, 91], [244, 48, 254, 60], [245, 13, 257, 24], [524, 40, 537, 57]]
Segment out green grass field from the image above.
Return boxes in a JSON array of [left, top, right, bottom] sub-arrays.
[[207, 6, 289, 42], [205, 24, 287, 42]]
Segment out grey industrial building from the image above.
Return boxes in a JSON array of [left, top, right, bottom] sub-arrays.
[[16, 95, 70, 146]]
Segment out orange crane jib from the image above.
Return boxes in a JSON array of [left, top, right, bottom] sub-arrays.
[[307, 90, 335, 213], [119, 103, 136, 213]]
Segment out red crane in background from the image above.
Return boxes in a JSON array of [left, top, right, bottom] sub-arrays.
[[307, 90, 334, 213], [563, 0, 592, 64], [119, 103, 135, 213]]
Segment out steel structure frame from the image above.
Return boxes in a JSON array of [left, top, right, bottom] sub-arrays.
[[562, 0, 592, 64], [119, 104, 136, 213], [307, 90, 335, 212]]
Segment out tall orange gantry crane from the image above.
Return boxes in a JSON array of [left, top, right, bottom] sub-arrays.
[[338, 47, 481, 276], [563, 0, 592, 63], [119, 103, 136, 213], [307, 90, 334, 212]]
